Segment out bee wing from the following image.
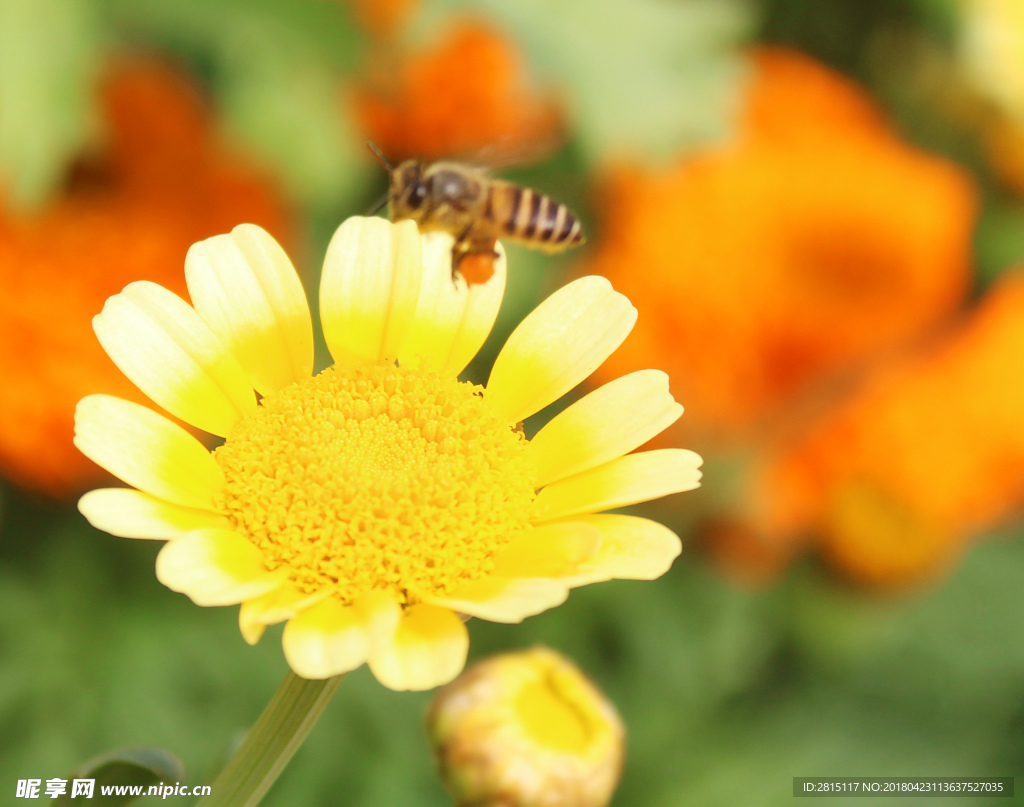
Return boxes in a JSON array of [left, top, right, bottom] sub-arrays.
[[455, 126, 566, 172]]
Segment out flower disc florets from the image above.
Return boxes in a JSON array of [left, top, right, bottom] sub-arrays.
[[214, 362, 535, 604]]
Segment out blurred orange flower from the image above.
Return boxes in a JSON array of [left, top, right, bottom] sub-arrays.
[[744, 272, 1024, 586], [583, 48, 977, 446], [0, 59, 290, 498], [354, 20, 560, 162]]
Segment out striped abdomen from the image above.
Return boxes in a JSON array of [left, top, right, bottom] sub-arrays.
[[483, 182, 584, 253]]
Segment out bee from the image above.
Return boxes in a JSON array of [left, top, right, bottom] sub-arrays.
[[368, 142, 585, 284]]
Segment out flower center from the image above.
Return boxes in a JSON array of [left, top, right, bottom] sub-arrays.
[[214, 363, 535, 604]]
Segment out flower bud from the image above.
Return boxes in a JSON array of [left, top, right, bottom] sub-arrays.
[[427, 646, 625, 807]]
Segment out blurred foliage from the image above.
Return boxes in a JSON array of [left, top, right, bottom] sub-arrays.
[[0, 0, 99, 208], [0, 0, 752, 215], [759, 0, 929, 79], [2, 489, 1022, 805], [419, 0, 752, 163], [98, 0, 369, 209], [2, 0, 1024, 805], [976, 202, 1024, 284]]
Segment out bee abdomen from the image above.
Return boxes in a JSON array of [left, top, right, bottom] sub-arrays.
[[504, 186, 582, 250], [540, 201, 582, 249]]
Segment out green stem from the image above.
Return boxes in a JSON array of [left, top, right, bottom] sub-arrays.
[[196, 671, 344, 807]]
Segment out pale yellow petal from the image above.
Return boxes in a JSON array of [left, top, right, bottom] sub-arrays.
[[553, 514, 683, 586], [240, 617, 266, 646], [529, 370, 684, 487], [238, 584, 334, 645], [74, 395, 224, 511], [532, 448, 703, 522], [282, 597, 371, 679], [186, 224, 313, 395], [368, 604, 468, 691], [155, 528, 280, 607], [93, 281, 255, 436], [486, 276, 637, 424], [320, 217, 422, 364], [426, 577, 569, 624], [491, 521, 602, 578], [398, 232, 507, 376], [79, 488, 229, 540], [352, 589, 402, 656]]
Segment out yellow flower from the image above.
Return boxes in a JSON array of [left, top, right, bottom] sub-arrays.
[[74, 218, 701, 691], [428, 647, 625, 807], [960, 0, 1024, 127]]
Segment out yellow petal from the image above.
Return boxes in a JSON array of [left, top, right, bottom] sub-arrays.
[[155, 528, 280, 607], [320, 217, 422, 364], [238, 584, 335, 645], [93, 281, 255, 436], [398, 232, 507, 376], [79, 488, 229, 539], [529, 370, 684, 486], [240, 619, 266, 646], [368, 604, 468, 691], [185, 224, 314, 395], [74, 395, 225, 511], [532, 448, 703, 522], [491, 522, 602, 578], [554, 514, 683, 586], [486, 276, 637, 424], [427, 577, 569, 624], [283, 597, 370, 680], [352, 589, 402, 656]]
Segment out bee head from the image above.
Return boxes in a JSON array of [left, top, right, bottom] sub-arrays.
[[390, 159, 430, 220], [367, 142, 430, 221]]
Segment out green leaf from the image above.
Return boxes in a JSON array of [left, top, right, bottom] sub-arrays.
[[417, 0, 753, 163], [0, 0, 100, 209], [55, 747, 185, 806]]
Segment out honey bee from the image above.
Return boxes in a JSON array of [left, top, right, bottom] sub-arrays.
[[368, 142, 585, 283]]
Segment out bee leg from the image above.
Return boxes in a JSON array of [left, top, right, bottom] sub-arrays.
[[450, 244, 469, 285], [450, 224, 476, 283], [452, 236, 499, 286]]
